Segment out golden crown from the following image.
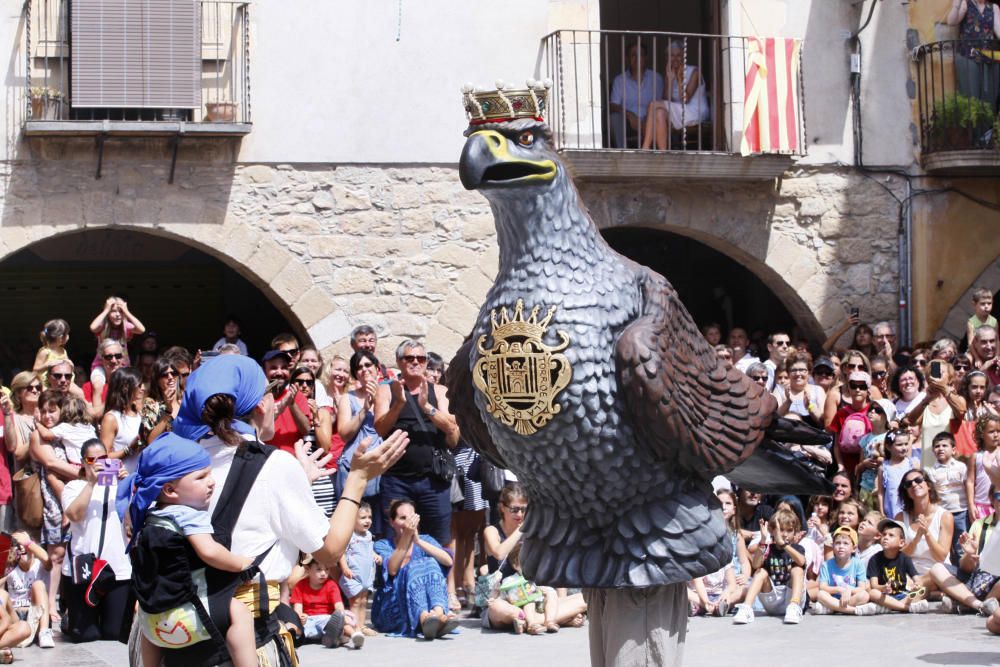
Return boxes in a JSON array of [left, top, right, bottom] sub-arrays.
[[462, 79, 551, 125], [489, 299, 557, 340]]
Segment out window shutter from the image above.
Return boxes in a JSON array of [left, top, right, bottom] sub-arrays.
[[71, 0, 200, 109]]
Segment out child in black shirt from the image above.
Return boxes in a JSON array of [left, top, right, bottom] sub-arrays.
[[733, 508, 806, 625], [860, 519, 929, 614]]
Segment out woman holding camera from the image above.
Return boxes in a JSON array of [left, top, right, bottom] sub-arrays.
[[61, 438, 131, 642], [902, 361, 966, 469]]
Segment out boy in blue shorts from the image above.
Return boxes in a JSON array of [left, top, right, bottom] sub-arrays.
[[812, 526, 870, 615]]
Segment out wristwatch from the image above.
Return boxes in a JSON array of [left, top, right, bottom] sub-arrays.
[[425, 406, 438, 417]]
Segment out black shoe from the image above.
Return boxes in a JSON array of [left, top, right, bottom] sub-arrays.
[[322, 611, 345, 648], [421, 615, 442, 640]]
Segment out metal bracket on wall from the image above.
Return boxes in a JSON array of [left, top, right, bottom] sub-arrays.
[[169, 132, 183, 184], [95, 132, 107, 180]]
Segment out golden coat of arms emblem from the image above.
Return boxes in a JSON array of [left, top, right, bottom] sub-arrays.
[[473, 299, 572, 436]]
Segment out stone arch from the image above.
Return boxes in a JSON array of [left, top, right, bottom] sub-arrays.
[[595, 220, 826, 342], [0, 222, 344, 350], [937, 256, 1000, 341]]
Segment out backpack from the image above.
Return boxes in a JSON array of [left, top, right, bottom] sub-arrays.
[[837, 411, 872, 454]]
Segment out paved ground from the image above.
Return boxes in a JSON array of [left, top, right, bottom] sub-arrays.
[[20, 610, 1000, 666]]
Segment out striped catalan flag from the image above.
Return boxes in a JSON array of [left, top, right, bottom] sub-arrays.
[[740, 37, 802, 156]]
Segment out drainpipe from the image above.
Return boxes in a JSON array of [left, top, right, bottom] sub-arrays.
[[898, 178, 912, 347]]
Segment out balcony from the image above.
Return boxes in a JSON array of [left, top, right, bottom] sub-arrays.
[[539, 30, 805, 182], [914, 39, 1000, 175], [23, 0, 251, 180]]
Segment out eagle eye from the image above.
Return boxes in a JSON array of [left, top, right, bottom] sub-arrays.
[[517, 131, 535, 147]]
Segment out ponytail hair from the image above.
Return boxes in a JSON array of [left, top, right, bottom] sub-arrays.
[[40, 318, 70, 345], [201, 394, 241, 446]]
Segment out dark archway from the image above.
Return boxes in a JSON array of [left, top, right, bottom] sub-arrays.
[[0, 228, 298, 379], [602, 227, 800, 344]]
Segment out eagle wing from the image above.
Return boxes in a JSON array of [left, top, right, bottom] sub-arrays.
[[445, 336, 508, 468], [616, 266, 776, 476]]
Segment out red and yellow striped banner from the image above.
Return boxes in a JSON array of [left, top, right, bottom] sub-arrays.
[[741, 37, 802, 156]]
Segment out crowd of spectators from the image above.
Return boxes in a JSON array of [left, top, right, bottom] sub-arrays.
[[1, 287, 1000, 660], [0, 296, 589, 662]]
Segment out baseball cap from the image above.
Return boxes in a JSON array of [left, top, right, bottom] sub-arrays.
[[261, 349, 291, 364], [832, 525, 858, 545], [813, 357, 836, 372], [848, 371, 871, 387], [870, 398, 897, 422], [878, 518, 904, 534]]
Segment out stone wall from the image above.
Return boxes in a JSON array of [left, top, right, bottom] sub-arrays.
[[579, 168, 903, 341], [0, 142, 902, 360]]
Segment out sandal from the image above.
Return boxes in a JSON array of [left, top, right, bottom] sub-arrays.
[[544, 621, 560, 633], [420, 615, 442, 640], [437, 616, 460, 638], [448, 592, 462, 612], [361, 626, 379, 637], [0, 648, 12, 664], [526, 623, 546, 636]]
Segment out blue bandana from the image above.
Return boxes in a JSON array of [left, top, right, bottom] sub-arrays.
[[172, 355, 267, 443], [117, 432, 211, 552]]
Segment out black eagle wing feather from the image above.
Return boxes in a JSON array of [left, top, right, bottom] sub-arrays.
[[445, 336, 508, 469]]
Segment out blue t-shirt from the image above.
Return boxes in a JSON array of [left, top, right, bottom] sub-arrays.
[[819, 556, 866, 591], [149, 504, 214, 536]]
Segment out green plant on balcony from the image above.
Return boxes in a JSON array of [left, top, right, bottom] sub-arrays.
[[928, 93, 996, 150], [29, 86, 64, 120]]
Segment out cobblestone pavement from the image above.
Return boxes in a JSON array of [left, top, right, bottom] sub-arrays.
[[20, 611, 1000, 666]]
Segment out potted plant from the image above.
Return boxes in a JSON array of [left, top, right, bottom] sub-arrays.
[[29, 86, 64, 120], [928, 93, 995, 150], [205, 101, 238, 122]]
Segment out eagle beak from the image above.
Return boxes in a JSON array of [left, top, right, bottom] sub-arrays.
[[459, 130, 557, 190]]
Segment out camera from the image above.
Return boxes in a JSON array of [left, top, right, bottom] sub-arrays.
[[97, 459, 121, 486]]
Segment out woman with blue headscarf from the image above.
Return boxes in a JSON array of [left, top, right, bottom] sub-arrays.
[[126, 355, 409, 665]]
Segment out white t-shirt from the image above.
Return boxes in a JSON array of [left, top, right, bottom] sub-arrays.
[[6, 558, 42, 608], [61, 479, 132, 580], [202, 434, 329, 581], [926, 459, 969, 512], [51, 422, 98, 464], [894, 392, 927, 419]]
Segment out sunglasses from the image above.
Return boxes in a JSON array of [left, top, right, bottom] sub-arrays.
[[84, 454, 108, 465], [872, 370, 888, 378], [50, 373, 71, 380], [160, 370, 178, 379], [180, 371, 191, 378], [814, 369, 834, 377], [281, 348, 300, 358], [293, 378, 315, 387], [750, 375, 768, 382], [902, 475, 926, 489], [955, 364, 972, 371], [403, 355, 428, 364], [103, 353, 124, 361], [504, 504, 528, 514], [773, 340, 791, 347], [358, 361, 375, 369], [848, 382, 869, 391], [914, 359, 927, 367], [25, 385, 41, 393], [845, 363, 864, 370]]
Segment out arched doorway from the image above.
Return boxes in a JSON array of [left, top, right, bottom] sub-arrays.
[[602, 227, 800, 344], [0, 228, 300, 378]]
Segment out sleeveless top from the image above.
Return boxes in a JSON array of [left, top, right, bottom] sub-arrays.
[[109, 410, 142, 472], [901, 505, 946, 575], [960, 1, 997, 59], [385, 383, 444, 478], [335, 392, 382, 498], [919, 404, 953, 469], [486, 524, 516, 578]]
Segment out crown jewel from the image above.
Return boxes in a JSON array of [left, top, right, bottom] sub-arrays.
[[462, 79, 551, 125], [490, 299, 557, 339]]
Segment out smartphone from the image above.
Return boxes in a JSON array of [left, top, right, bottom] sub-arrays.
[[850, 306, 860, 319], [97, 458, 121, 486], [930, 360, 943, 380]]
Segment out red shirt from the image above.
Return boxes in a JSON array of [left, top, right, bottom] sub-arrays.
[[290, 578, 341, 616], [82, 382, 108, 405], [0, 412, 9, 504], [266, 389, 311, 455]]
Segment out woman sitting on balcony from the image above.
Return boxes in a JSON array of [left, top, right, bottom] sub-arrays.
[[947, 0, 1000, 110], [640, 40, 710, 150]]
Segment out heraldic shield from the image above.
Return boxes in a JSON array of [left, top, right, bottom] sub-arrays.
[[472, 299, 572, 436]]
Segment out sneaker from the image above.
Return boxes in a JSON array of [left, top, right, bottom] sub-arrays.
[[854, 603, 880, 616], [783, 603, 803, 624], [939, 596, 955, 614], [38, 628, 55, 649], [732, 604, 755, 625], [980, 598, 1000, 617], [350, 631, 365, 650], [908, 599, 930, 614], [811, 602, 830, 615], [321, 611, 345, 648]]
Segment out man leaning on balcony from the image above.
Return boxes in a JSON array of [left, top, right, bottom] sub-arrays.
[[609, 42, 664, 149]]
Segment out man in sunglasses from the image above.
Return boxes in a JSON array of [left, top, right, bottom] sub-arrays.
[[762, 332, 792, 392], [261, 348, 310, 456], [46, 359, 85, 401], [82, 339, 126, 416], [374, 340, 460, 546], [271, 332, 301, 369]]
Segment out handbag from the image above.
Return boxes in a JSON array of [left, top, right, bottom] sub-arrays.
[[70, 484, 116, 607], [12, 467, 42, 529], [474, 561, 506, 608], [408, 392, 457, 483], [469, 455, 505, 503], [450, 468, 465, 505]]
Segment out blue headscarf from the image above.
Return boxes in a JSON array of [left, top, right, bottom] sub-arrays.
[[172, 354, 267, 443], [117, 432, 211, 552]]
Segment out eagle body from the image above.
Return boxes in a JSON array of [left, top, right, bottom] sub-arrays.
[[448, 118, 827, 589]]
